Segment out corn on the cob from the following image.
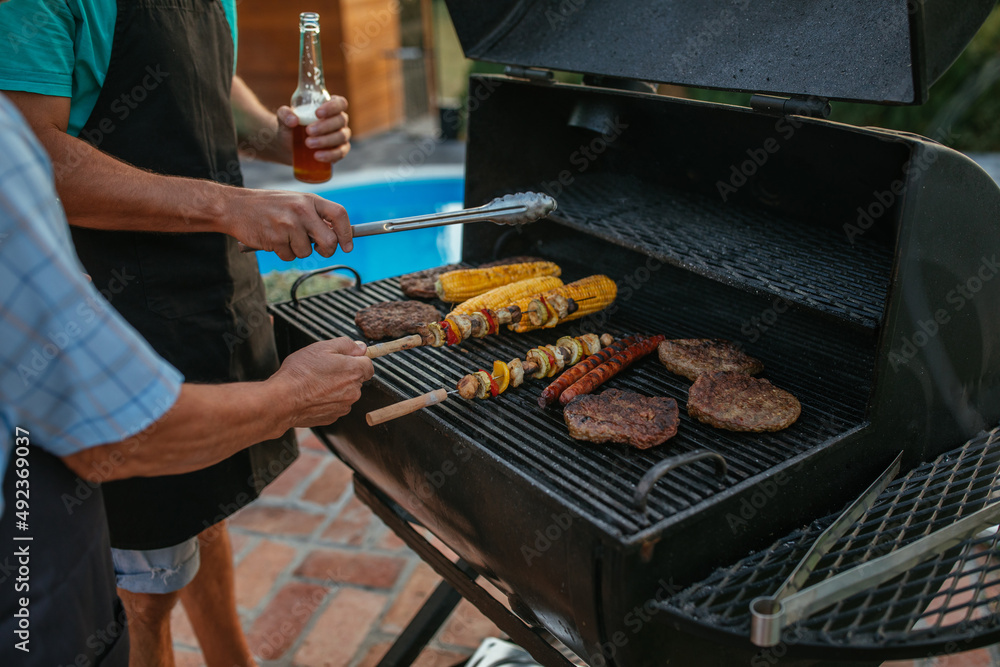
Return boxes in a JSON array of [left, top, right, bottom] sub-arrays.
[[510, 274, 618, 333], [448, 275, 564, 316], [435, 261, 561, 303]]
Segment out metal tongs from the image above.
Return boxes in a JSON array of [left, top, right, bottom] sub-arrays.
[[238, 191, 557, 253], [750, 451, 1000, 647]]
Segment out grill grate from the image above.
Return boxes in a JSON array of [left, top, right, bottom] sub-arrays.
[[271, 267, 875, 539], [550, 173, 893, 330], [662, 427, 1000, 655]]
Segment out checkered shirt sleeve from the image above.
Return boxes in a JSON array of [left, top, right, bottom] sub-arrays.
[[0, 95, 183, 463]]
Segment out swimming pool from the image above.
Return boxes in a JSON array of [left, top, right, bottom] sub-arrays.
[[255, 166, 465, 283]]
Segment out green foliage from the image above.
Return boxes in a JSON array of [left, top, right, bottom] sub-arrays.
[[261, 270, 352, 303]]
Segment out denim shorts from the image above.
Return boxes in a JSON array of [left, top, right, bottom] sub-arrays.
[[111, 536, 201, 594]]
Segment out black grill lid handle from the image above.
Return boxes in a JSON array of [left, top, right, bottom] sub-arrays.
[[633, 450, 727, 515], [291, 265, 363, 308]]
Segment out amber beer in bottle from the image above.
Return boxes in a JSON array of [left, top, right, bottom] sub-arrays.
[[292, 12, 332, 183]]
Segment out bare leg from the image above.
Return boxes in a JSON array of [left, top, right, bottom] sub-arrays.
[[178, 521, 256, 667], [119, 588, 180, 667]]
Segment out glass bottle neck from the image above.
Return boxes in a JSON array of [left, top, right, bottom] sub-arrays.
[[298, 27, 326, 92]]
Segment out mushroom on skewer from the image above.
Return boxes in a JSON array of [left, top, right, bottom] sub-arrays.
[[365, 304, 526, 358], [455, 333, 610, 400], [365, 333, 613, 425]]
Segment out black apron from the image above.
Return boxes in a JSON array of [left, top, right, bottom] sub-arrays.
[[0, 448, 129, 666], [70, 0, 297, 550]]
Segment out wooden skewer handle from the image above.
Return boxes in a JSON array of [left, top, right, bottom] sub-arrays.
[[365, 334, 423, 358], [366, 388, 448, 426]]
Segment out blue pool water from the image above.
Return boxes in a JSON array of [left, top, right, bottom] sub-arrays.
[[255, 175, 465, 282]]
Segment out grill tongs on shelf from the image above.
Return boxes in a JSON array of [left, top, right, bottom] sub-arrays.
[[238, 191, 557, 253], [750, 451, 1000, 647]]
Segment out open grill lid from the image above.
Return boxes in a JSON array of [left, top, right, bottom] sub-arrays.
[[443, 0, 995, 104]]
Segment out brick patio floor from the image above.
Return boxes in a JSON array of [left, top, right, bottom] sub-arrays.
[[170, 428, 999, 667], [171, 429, 501, 667]]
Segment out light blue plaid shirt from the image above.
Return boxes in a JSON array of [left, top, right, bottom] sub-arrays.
[[0, 94, 183, 516]]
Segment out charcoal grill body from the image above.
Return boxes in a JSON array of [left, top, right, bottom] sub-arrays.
[[272, 79, 1000, 664], [271, 1, 1000, 663]]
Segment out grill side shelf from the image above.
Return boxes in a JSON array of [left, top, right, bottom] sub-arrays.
[[660, 426, 1000, 660]]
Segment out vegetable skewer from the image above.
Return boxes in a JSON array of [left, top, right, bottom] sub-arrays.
[[366, 333, 613, 425], [365, 297, 598, 358], [365, 304, 527, 358]]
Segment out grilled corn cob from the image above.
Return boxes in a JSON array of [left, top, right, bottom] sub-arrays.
[[510, 275, 618, 333], [435, 261, 561, 303], [448, 275, 564, 316]]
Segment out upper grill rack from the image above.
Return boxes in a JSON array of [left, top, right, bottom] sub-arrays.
[[661, 427, 1000, 659], [271, 269, 874, 539], [549, 173, 893, 330]]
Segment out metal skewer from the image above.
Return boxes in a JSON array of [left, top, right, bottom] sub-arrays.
[[364, 297, 582, 360], [239, 192, 557, 253], [365, 333, 613, 425]]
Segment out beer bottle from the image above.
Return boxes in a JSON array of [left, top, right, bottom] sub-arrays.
[[292, 11, 333, 183]]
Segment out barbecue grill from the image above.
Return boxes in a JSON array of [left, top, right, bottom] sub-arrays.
[[270, 2, 1000, 664]]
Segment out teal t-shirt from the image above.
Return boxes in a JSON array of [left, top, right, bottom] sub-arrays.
[[0, 0, 238, 137]]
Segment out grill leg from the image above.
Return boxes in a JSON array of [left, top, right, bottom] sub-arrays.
[[376, 576, 466, 667], [354, 475, 579, 667]]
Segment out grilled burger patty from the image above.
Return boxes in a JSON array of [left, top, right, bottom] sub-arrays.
[[355, 301, 441, 340], [399, 264, 462, 299], [687, 371, 800, 432], [658, 339, 764, 381], [564, 389, 679, 449]]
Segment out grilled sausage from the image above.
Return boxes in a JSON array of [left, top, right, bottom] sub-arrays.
[[559, 335, 665, 405], [537, 335, 636, 408]]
